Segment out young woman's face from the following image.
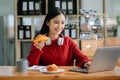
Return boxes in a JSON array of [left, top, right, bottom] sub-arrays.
[[47, 14, 65, 35]]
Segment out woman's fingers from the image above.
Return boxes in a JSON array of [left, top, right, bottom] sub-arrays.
[[84, 62, 91, 69], [34, 41, 45, 50]]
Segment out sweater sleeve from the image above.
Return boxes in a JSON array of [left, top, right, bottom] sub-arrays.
[[27, 42, 43, 66], [69, 38, 90, 67]]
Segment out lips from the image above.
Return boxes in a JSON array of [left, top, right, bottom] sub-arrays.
[[55, 28, 61, 32]]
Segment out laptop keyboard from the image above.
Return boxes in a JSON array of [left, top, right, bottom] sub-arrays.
[[69, 68, 88, 73]]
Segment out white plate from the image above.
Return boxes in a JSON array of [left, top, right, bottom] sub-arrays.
[[28, 65, 46, 71], [39, 68, 65, 74]]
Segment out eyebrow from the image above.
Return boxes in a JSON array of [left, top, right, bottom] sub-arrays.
[[52, 19, 65, 22]]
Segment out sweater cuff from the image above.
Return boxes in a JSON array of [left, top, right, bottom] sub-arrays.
[[81, 62, 87, 68]]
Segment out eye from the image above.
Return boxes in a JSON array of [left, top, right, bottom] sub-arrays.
[[54, 21, 59, 24]]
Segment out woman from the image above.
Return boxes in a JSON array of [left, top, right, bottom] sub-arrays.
[[27, 7, 90, 68]]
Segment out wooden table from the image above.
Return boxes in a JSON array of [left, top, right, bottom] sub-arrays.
[[0, 66, 120, 80]]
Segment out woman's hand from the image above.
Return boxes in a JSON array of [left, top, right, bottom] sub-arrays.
[[84, 62, 91, 69], [34, 40, 45, 51]]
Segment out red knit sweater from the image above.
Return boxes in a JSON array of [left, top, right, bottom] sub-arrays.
[[27, 36, 89, 67]]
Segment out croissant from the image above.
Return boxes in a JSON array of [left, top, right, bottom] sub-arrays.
[[47, 64, 58, 71], [33, 34, 48, 43]]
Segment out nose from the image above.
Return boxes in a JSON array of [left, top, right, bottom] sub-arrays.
[[57, 23, 62, 29], [58, 23, 61, 27]]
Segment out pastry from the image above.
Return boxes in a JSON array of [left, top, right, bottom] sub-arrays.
[[47, 64, 58, 71], [33, 34, 48, 43]]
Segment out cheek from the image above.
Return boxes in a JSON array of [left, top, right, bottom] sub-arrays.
[[61, 25, 65, 30], [49, 23, 56, 29]]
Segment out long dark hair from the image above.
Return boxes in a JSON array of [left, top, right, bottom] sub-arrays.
[[36, 7, 65, 36]]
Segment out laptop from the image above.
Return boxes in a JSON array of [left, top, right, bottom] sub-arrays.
[[69, 46, 120, 73]]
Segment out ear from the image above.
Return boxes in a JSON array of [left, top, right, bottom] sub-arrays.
[[46, 21, 49, 26]]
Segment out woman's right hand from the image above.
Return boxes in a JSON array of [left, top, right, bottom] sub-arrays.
[[34, 40, 45, 51], [84, 62, 91, 69]]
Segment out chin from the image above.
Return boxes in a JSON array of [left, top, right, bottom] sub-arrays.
[[56, 33, 61, 35], [55, 32, 61, 35]]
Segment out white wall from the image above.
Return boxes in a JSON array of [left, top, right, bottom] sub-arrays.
[[0, 0, 14, 15], [106, 0, 120, 18], [81, 0, 103, 13]]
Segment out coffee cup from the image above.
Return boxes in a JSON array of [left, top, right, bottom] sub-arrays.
[[16, 59, 28, 72]]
